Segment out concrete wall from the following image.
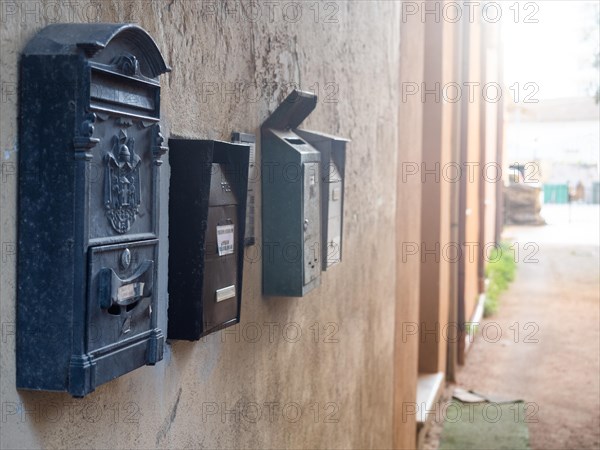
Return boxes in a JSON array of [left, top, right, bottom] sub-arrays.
[[0, 1, 403, 448]]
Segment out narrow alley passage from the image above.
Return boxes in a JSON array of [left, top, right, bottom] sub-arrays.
[[428, 204, 600, 450]]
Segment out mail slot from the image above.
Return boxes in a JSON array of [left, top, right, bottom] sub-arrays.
[[17, 24, 170, 397], [168, 139, 250, 340]]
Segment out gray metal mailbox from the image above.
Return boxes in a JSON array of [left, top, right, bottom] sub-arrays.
[[261, 90, 322, 297], [262, 90, 349, 297], [295, 130, 348, 270], [17, 24, 170, 397]]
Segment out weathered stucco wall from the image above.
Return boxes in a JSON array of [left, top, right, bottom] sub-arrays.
[[0, 1, 401, 448]]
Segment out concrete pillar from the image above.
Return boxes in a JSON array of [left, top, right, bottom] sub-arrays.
[[418, 7, 456, 376], [393, 2, 425, 448]]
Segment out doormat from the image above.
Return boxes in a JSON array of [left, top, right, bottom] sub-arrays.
[[439, 400, 530, 450]]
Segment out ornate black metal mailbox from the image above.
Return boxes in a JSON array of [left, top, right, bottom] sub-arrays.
[[168, 140, 249, 340], [17, 24, 170, 397]]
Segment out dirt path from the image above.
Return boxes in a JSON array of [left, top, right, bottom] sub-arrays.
[[427, 204, 600, 450]]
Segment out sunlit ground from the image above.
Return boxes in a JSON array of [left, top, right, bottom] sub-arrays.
[[427, 202, 600, 449]]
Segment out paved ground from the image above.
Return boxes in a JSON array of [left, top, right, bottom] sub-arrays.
[[426, 204, 600, 450]]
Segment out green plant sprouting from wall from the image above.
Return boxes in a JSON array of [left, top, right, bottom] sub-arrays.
[[484, 242, 517, 317]]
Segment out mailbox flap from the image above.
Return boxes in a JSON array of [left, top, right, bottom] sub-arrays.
[[262, 90, 317, 130], [87, 239, 158, 351]]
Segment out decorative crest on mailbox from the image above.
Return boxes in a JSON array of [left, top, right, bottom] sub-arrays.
[[104, 129, 142, 233]]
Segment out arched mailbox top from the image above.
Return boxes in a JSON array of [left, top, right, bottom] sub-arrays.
[[24, 23, 170, 79]]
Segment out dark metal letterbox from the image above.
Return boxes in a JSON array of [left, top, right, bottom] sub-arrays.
[[168, 140, 249, 340], [17, 24, 170, 397], [295, 130, 348, 270], [261, 90, 322, 297]]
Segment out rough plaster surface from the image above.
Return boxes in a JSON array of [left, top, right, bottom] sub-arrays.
[[0, 1, 401, 448]]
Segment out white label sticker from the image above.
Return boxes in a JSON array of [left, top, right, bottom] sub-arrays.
[[217, 224, 235, 256], [117, 282, 144, 301]]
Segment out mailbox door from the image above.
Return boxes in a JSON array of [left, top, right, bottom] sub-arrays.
[[202, 206, 239, 334], [303, 162, 321, 285], [201, 163, 240, 334], [84, 65, 163, 362], [325, 162, 343, 267], [85, 97, 161, 358], [86, 240, 157, 352]]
